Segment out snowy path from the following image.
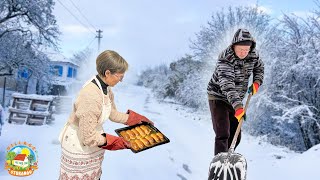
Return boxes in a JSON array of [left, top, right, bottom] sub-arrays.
[[0, 83, 319, 180]]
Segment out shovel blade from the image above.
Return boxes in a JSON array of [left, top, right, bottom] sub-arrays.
[[208, 152, 247, 180]]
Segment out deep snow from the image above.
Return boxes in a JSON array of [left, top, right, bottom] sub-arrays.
[[0, 83, 318, 180]]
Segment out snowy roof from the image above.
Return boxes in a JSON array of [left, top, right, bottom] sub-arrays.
[[46, 53, 78, 66]]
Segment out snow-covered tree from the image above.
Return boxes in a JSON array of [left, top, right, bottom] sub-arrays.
[[138, 55, 210, 108], [246, 11, 320, 151], [0, 0, 59, 76], [0, 0, 59, 47], [137, 64, 171, 99], [167, 55, 209, 108], [0, 0, 60, 94], [0, 32, 52, 93], [70, 48, 93, 66], [191, 5, 271, 63]]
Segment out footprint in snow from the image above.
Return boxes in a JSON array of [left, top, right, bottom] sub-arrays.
[[183, 164, 192, 174], [177, 173, 187, 180]]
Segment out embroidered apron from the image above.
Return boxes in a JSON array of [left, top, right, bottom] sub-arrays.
[[59, 76, 111, 180]]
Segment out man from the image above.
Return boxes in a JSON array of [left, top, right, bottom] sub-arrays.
[[207, 28, 264, 155]]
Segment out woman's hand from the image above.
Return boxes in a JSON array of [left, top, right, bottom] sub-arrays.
[[125, 110, 154, 126], [99, 133, 131, 150]]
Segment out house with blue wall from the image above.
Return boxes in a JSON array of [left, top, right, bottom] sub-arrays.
[[47, 54, 80, 95], [15, 53, 80, 95]]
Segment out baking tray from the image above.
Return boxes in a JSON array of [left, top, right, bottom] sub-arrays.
[[115, 122, 170, 153]]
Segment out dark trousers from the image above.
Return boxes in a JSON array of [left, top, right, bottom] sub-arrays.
[[209, 100, 241, 155]]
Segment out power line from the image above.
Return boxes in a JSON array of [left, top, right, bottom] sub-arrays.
[[67, 0, 97, 31], [56, 0, 96, 36], [83, 37, 96, 50]]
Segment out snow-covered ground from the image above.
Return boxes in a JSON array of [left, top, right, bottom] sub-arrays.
[[0, 83, 319, 180]]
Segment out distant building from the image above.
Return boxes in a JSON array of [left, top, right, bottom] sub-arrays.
[[14, 53, 80, 95], [48, 54, 79, 95]]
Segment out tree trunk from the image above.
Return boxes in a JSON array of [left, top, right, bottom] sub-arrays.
[[36, 79, 40, 95], [24, 79, 28, 94], [2, 77, 6, 107], [311, 121, 320, 145], [298, 117, 312, 150]]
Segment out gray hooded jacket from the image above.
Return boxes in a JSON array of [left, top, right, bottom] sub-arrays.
[[207, 29, 264, 110]]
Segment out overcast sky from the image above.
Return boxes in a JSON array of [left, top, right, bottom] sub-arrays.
[[53, 0, 316, 73]]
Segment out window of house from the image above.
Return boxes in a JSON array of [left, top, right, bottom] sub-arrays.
[[51, 65, 63, 77], [67, 67, 73, 77], [73, 68, 77, 78], [67, 67, 77, 78]]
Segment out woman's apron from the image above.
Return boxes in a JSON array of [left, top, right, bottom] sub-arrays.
[[59, 76, 111, 180]]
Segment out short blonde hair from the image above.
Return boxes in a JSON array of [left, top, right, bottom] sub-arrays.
[[96, 50, 128, 76]]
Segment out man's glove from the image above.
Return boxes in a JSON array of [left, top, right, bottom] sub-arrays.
[[99, 133, 131, 150], [125, 110, 154, 126], [248, 82, 260, 95], [235, 108, 246, 122]]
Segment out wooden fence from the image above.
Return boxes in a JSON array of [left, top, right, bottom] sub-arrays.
[[8, 93, 55, 125]]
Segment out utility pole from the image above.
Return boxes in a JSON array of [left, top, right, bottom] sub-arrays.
[[96, 29, 103, 54]]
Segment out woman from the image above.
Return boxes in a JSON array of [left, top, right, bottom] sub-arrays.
[[59, 50, 153, 180]]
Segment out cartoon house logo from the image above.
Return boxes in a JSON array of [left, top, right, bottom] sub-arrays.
[[4, 141, 38, 176]]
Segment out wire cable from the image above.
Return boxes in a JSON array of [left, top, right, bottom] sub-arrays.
[[56, 0, 96, 36], [67, 0, 97, 31], [82, 37, 96, 49]]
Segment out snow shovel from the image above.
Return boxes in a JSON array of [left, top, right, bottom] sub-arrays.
[[208, 93, 252, 180]]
